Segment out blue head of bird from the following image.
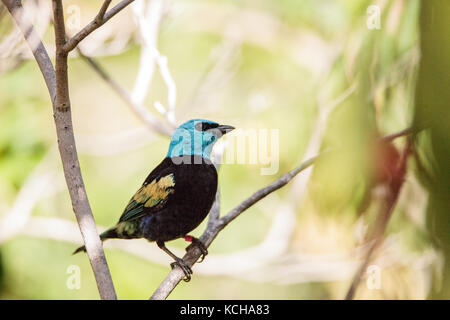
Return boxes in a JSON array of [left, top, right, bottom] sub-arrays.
[[167, 119, 234, 163]]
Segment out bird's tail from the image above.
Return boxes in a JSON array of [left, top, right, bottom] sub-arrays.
[[72, 227, 119, 255]]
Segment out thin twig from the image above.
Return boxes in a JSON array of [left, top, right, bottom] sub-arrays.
[[1, 0, 56, 101], [131, 0, 177, 125], [96, 0, 112, 22], [345, 138, 412, 300], [381, 126, 414, 142], [76, 48, 174, 136], [63, 0, 135, 53], [131, 0, 163, 105]]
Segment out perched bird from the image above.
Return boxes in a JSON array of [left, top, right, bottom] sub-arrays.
[[73, 119, 234, 281]]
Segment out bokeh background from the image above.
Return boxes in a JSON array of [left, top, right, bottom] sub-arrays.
[[0, 0, 449, 299]]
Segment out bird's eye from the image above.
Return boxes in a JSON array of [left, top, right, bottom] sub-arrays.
[[194, 122, 203, 131], [210, 136, 216, 142], [194, 122, 219, 132]]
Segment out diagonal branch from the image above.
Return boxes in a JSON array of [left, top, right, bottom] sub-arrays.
[[219, 156, 318, 228], [2, 0, 56, 101], [149, 126, 415, 300], [150, 155, 317, 300], [63, 0, 135, 53], [76, 48, 174, 136], [96, 0, 112, 22]]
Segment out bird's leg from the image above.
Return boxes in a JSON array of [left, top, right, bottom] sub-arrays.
[[157, 240, 192, 282], [184, 235, 208, 263]]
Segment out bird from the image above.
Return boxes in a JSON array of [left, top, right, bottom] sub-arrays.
[[73, 119, 234, 281]]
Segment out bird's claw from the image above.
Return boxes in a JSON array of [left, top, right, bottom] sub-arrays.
[[170, 258, 192, 282], [186, 238, 208, 263]]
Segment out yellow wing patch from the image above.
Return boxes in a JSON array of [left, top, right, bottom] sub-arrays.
[[120, 173, 175, 222], [133, 174, 175, 208]]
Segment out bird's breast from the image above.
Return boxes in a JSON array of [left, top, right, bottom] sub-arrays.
[[172, 161, 218, 216]]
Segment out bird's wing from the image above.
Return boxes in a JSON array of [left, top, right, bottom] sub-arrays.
[[119, 171, 175, 222]]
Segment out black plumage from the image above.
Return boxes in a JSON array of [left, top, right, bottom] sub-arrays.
[[73, 119, 234, 281], [138, 155, 217, 242]]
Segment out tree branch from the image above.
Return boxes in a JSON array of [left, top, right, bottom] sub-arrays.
[[2, 0, 418, 299], [3, 0, 118, 299], [150, 126, 415, 300], [96, 0, 112, 22], [76, 48, 174, 136], [344, 138, 412, 300], [1, 0, 56, 101], [150, 154, 317, 300], [219, 156, 317, 228], [51, 0, 117, 300], [381, 126, 414, 142], [63, 0, 135, 53]]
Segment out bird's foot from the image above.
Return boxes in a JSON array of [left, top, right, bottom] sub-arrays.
[[185, 235, 208, 263], [170, 257, 192, 282]]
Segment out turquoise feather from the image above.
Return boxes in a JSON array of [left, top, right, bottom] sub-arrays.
[[167, 119, 221, 160]]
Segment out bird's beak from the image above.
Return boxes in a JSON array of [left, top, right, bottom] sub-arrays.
[[216, 124, 235, 135]]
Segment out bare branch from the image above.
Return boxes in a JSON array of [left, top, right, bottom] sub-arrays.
[[1, 0, 56, 101], [232, 81, 358, 264], [96, 0, 113, 22], [76, 48, 174, 136], [131, 0, 177, 125], [63, 0, 135, 53], [345, 138, 412, 300], [3, 0, 118, 299], [2, 1, 418, 299], [72, 1, 176, 135], [131, 0, 164, 105], [149, 125, 415, 300], [152, 50, 177, 125], [51, 0, 117, 300], [219, 157, 317, 228], [381, 126, 414, 142], [150, 154, 317, 300]]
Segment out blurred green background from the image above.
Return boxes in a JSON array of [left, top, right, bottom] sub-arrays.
[[0, 0, 448, 299]]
